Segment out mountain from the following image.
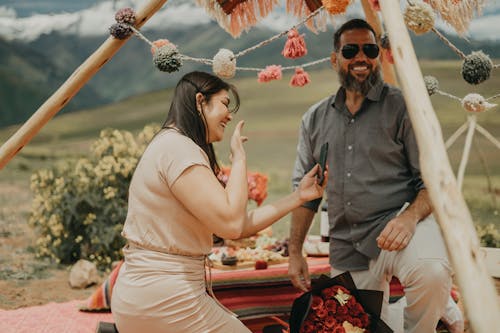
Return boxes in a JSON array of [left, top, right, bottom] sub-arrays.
[[1, 0, 499, 128]]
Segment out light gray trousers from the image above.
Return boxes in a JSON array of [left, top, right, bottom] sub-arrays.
[[331, 215, 452, 333]]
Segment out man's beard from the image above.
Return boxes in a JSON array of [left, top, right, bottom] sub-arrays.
[[338, 63, 381, 95]]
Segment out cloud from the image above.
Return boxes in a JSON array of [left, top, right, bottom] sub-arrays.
[[0, 0, 498, 42], [0, 0, 210, 42]]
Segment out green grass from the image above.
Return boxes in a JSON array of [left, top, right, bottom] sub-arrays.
[[1, 61, 499, 238]]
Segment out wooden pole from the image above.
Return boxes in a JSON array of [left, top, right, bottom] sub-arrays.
[[456, 115, 476, 189], [0, 0, 169, 170], [378, 1, 500, 332], [360, 0, 397, 86], [445, 121, 468, 149]]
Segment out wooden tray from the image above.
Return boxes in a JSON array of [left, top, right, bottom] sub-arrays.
[[211, 257, 288, 270]]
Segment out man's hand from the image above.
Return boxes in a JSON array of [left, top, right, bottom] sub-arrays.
[[288, 254, 311, 292], [376, 214, 417, 251]]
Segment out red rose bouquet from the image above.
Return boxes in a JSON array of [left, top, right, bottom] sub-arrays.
[[289, 272, 393, 333], [218, 166, 268, 206]]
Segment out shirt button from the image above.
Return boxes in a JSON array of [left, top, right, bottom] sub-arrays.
[[347, 172, 351, 178], [355, 242, 360, 247], [347, 202, 352, 206], [350, 118, 355, 124], [348, 145, 353, 151]]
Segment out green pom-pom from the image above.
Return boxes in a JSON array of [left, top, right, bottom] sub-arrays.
[[461, 51, 493, 85], [153, 44, 183, 73]]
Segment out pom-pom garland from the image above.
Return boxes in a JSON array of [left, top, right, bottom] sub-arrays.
[[461, 51, 493, 85], [153, 44, 183, 73], [212, 48, 236, 79], [424, 75, 439, 96], [115, 7, 136, 25], [290, 67, 311, 87], [109, 23, 133, 40], [404, 1, 436, 35], [282, 29, 307, 59], [461, 93, 497, 113], [321, 0, 352, 15], [258, 65, 282, 83]]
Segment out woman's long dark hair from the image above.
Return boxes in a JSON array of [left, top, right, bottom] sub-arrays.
[[162, 71, 240, 176]]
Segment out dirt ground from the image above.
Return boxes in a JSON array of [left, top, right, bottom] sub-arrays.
[[0, 182, 499, 333], [0, 182, 100, 310]]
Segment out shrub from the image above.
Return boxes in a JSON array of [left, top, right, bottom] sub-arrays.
[[476, 223, 500, 248], [29, 124, 160, 269]]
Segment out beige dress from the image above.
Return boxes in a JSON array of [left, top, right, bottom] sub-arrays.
[[111, 129, 250, 333]]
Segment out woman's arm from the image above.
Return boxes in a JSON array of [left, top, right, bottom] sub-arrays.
[[239, 165, 326, 238], [171, 121, 248, 239]]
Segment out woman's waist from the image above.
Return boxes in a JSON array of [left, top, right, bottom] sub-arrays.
[[123, 242, 207, 275]]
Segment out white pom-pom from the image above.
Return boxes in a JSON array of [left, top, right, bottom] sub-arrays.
[[461, 93, 497, 113], [404, 1, 435, 35], [212, 49, 236, 79]]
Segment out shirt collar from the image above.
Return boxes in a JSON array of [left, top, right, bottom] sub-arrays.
[[332, 77, 385, 110]]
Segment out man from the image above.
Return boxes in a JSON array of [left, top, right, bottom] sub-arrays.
[[288, 19, 462, 333]]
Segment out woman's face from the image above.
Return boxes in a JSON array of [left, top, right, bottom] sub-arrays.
[[199, 89, 232, 143]]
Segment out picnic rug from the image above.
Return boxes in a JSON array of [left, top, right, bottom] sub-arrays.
[[0, 300, 113, 333]]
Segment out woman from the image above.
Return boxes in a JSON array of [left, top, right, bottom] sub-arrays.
[[111, 71, 327, 333]]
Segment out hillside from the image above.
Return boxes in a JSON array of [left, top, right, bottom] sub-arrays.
[[1, 21, 500, 127]]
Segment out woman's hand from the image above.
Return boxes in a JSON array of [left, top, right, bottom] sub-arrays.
[[230, 120, 248, 163], [297, 164, 328, 202]]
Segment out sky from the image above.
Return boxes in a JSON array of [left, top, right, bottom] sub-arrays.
[[0, 0, 498, 42]]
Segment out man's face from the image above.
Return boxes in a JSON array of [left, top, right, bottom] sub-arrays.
[[331, 28, 381, 94]]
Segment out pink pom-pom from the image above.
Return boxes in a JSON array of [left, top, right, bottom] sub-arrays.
[[290, 67, 311, 87], [282, 29, 307, 59], [151, 39, 171, 54], [257, 65, 282, 83], [368, 0, 381, 11]]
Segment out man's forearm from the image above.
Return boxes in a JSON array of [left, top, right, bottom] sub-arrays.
[[402, 189, 432, 223], [289, 206, 316, 256]]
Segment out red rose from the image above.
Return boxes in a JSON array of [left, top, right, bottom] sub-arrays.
[[324, 315, 337, 328], [325, 299, 337, 313], [346, 297, 357, 308], [300, 321, 315, 333], [321, 287, 336, 299], [336, 314, 349, 323], [360, 313, 370, 327], [332, 325, 346, 333], [337, 305, 348, 315], [351, 317, 363, 328], [311, 295, 324, 310], [316, 307, 328, 318]]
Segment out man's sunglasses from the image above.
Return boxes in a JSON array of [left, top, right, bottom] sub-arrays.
[[341, 43, 380, 59]]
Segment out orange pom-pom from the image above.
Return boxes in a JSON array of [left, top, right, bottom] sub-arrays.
[[151, 39, 171, 54], [322, 0, 352, 14], [257, 65, 282, 83], [282, 28, 307, 59], [290, 67, 311, 87]]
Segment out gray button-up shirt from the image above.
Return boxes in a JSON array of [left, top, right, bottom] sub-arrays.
[[292, 79, 424, 271]]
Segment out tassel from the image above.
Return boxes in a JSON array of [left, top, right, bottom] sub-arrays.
[[383, 49, 394, 64], [257, 65, 282, 83], [290, 67, 311, 87], [367, 0, 381, 11], [282, 29, 307, 59], [321, 0, 352, 15]]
